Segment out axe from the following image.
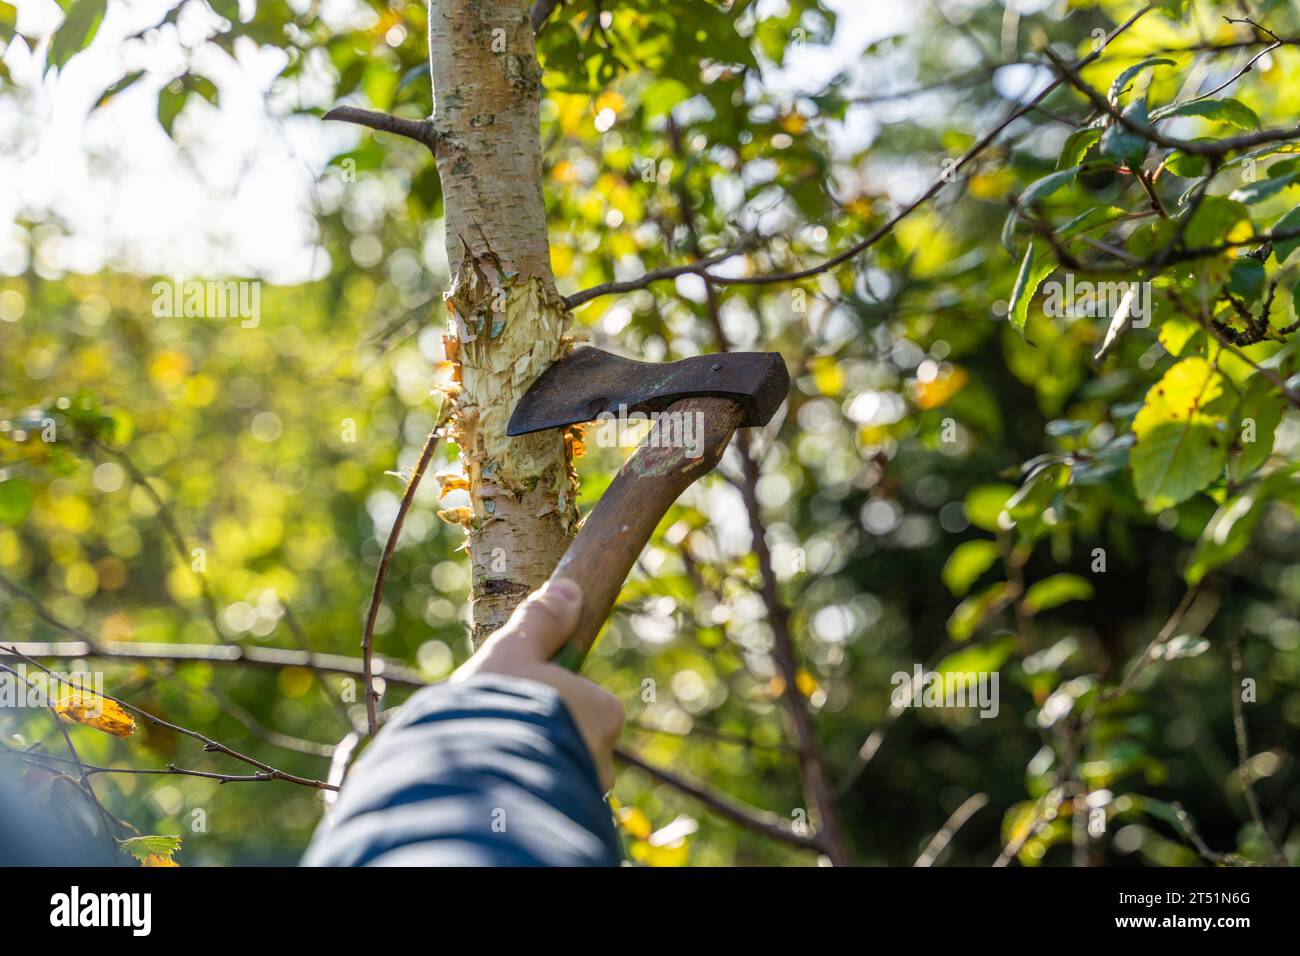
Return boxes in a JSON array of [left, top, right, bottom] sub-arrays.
[[506, 346, 790, 670]]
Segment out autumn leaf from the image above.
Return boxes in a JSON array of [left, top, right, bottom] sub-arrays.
[[617, 805, 652, 840], [914, 367, 968, 410], [55, 687, 136, 737]]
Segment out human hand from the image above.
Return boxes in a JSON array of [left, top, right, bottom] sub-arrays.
[[451, 578, 624, 791]]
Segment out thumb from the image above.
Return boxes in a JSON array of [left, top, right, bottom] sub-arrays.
[[499, 577, 583, 661]]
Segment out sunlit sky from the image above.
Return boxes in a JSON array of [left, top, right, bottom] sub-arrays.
[[0, 0, 918, 284]]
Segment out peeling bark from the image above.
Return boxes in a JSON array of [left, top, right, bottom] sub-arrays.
[[428, 0, 575, 643]]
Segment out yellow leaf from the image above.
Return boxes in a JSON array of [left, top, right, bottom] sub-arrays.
[[808, 355, 843, 396], [551, 160, 579, 184], [617, 806, 652, 840], [148, 349, 191, 388], [595, 91, 625, 115], [630, 839, 690, 867], [142, 853, 179, 867], [55, 688, 135, 737], [779, 113, 806, 134], [795, 668, 820, 697], [914, 367, 969, 410]]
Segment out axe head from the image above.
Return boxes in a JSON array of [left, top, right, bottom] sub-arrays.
[[507, 347, 790, 436]]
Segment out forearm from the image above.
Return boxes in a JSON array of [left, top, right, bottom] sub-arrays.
[[303, 674, 620, 867]]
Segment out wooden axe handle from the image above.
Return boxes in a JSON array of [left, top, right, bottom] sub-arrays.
[[548, 395, 747, 671]]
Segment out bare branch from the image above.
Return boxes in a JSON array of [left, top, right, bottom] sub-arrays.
[[1230, 633, 1287, 865], [0, 639, 427, 689], [323, 107, 436, 148], [2, 645, 337, 791], [1170, 800, 1263, 866], [562, 242, 752, 310], [0, 662, 123, 843], [614, 747, 824, 853], [2, 749, 324, 788], [1105, 586, 1203, 700], [361, 415, 449, 735], [915, 793, 989, 867]]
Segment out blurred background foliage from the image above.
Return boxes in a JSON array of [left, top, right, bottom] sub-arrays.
[[2, 0, 1299, 866]]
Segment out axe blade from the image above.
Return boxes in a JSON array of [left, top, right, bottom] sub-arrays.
[[506, 347, 790, 437]]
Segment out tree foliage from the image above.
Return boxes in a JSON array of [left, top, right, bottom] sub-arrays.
[[1, 0, 1298, 866]]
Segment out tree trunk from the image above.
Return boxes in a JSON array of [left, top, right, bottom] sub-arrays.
[[428, 0, 576, 644]]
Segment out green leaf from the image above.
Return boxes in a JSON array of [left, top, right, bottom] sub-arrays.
[[208, 0, 240, 22], [1228, 258, 1265, 301], [1022, 573, 1094, 615], [1058, 128, 1101, 171], [942, 540, 1000, 597], [1150, 98, 1259, 130], [935, 634, 1018, 676], [1100, 98, 1151, 168], [188, 74, 219, 107], [1008, 242, 1055, 334], [1182, 196, 1248, 248], [157, 81, 188, 136], [1231, 377, 1285, 478], [1230, 170, 1300, 205], [47, 0, 105, 71], [0, 478, 34, 524], [47, 0, 104, 71], [1185, 489, 1265, 585], [93, 71, 144, 110], [1164, 150, 1208, 178], [118, 834, 182, 865], [947, 582, 1012, 642], [1108, 59, 1175, 104], [0, 1, 16, 44], [1271, 204, 1300, 264], [964, 483, 1016, 532], [1002, 167, 1079, 252], [1130, 357, 1231, 512]]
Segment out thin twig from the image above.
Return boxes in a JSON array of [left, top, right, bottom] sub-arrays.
[[1042, 45, 1300, 157], [613, 747, 824, 853], [1, 645, 336, 791], [561, 5, 1156, 306], [1170, 800, 1261, 866], [323, 107, 436, 148], [915, 793, 989, 867], [0, 662, 123, 843], [361, 417, 449, 735], [0, 636, 427, 688], [562, 242, 753, 309], [1229, 632, 1287, 865]]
